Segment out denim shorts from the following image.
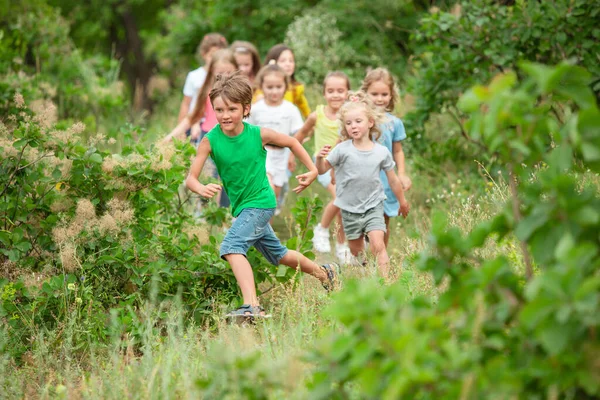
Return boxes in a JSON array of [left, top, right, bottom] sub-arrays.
[[220, 208, 288, 265], [340, 202, 386, 240]]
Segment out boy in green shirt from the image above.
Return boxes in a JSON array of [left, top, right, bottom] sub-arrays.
[[186, 71, 338, 318]]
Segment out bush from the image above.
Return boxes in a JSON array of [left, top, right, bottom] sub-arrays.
[[308, 62, 600, 398], [0, 94, 321, 360]]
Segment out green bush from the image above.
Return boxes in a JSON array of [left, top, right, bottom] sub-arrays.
[[308, 62, 600, 398], [0, 94, 321, 360]]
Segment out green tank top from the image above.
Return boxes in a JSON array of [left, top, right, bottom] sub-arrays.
[[314, 105, 340, 156], [206, 122, 276, 217]]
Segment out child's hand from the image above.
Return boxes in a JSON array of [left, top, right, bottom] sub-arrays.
[[190, 123, 201, 141], [198, 183, 222, 199], [293, 170, 318, 194], [317, 145, 331, 159], [399, 200, 410, 218], [399, 175, 412, 191]]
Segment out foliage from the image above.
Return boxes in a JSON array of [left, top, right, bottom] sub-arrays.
[[407, 0, 600, 140], [0, 95, 319, 359], [308, 62, 600, 398], [0, 1, 126, 126]]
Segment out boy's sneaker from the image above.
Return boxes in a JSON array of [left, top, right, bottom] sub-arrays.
[[335, 242, 354, 264], [312, 224, 331, 253], [320, 263, 340, 292]]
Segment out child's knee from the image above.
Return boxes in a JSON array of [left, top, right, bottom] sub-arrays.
[[369, 239, 386, 254]]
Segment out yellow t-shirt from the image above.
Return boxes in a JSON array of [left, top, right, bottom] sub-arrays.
[[314, 105, 340, 156], [253, 83, 311, 118]]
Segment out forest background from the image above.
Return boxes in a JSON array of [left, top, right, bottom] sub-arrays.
[[1, 0, 600, 398]]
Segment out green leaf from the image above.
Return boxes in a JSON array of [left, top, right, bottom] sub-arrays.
[[537, 322, 572, 355], [89, 153, 103, 163]]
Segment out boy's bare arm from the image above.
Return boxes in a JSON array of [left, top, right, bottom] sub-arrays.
[[185, 137, 222, 198], [385, 169, 410, 217], [392, 141, 412, 190]]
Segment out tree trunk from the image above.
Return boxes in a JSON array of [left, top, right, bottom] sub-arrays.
[[112, 8, 155, 113]]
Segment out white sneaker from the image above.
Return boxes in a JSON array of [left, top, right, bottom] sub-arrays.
[[312, 224, 331, 253], [335, 242, 354, 264]]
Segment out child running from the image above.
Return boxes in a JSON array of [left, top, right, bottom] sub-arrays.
[[185, 71, 338, 318], [362, 68, 412, 246], [293, 71, 351, 263], [178, 33, 228, 123], [247, 64, 303, 215], [164, 49, 237, 144], [254, 44, 311, 118], [315, 91, 409, 278], [230, 40, 261, 85]]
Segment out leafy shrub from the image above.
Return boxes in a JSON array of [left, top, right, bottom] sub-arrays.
[[0, 94, 320, 359], [285, 9, 357, 84], [407, 0, 600, 139], [308, 63, 600, 398]]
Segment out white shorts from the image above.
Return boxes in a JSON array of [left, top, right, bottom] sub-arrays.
[[266, 148, 290, 187], [267, 166, 288, 187]]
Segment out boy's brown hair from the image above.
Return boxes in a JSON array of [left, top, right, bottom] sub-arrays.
[[197, 33, 228, 59], [360, 67, 399, 112], [209, 71, 253, 118], [189, 49, 237, 124]]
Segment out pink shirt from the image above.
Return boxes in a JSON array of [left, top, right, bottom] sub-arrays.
[[201, 97, 217, 132]]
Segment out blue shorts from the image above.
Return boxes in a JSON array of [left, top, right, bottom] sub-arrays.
[[220, 208, 288, 265], [383, 186, 400, 217]]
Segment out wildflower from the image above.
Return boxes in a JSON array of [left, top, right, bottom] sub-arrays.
[[98, 214, 119, 235], [14, 93, 25, 108], [108, 137, 117, 145], [61, 243, 78, 272], [75, 199, 96, 221], [67, 283, 76, 291], [75, 297, 82, 304]]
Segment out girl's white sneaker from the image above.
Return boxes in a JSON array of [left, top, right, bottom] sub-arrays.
[[312, 224, 331, 253]]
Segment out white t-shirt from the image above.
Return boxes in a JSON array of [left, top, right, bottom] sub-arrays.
[[182, 66, 207, 112], [247, 100, 304, 173]]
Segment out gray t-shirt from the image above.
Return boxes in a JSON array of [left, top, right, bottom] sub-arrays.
[[327, 140, 395, 213]]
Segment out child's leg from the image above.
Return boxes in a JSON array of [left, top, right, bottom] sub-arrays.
[[320, 184, 346, 244], [253, 222, 335, 287], [364, 202, 390, 278], [220, 208, 275, 309], [223, 254, 260, 306], [366, 230, 389, 278], [347, 236, 365, 257], [384, 215, 391, 247], [279, 251, 327, 282]]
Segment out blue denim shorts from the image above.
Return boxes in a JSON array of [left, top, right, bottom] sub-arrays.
[[220, 208, 288, 265]]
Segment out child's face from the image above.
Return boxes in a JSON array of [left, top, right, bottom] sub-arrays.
[[234, 53, 253, 77], [324, 76, 348, 110], [343, 106, 373, 141], [202, 46, 221, 65], [366, 80, 391, 110], [262, 73, 286, 106], [213, 96, 250, 134], [277, 50, 295, 77], [213, 60, 237, 77]]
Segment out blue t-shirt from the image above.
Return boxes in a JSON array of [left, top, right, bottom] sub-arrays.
[[378, 113, 407, 217]]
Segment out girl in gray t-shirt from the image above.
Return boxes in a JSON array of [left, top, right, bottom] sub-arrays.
[[315, 92, 409, 278]]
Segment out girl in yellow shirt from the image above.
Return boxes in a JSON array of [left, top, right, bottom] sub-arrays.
[[293, 71, 352, 263], [253, 44, 311, 118]]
